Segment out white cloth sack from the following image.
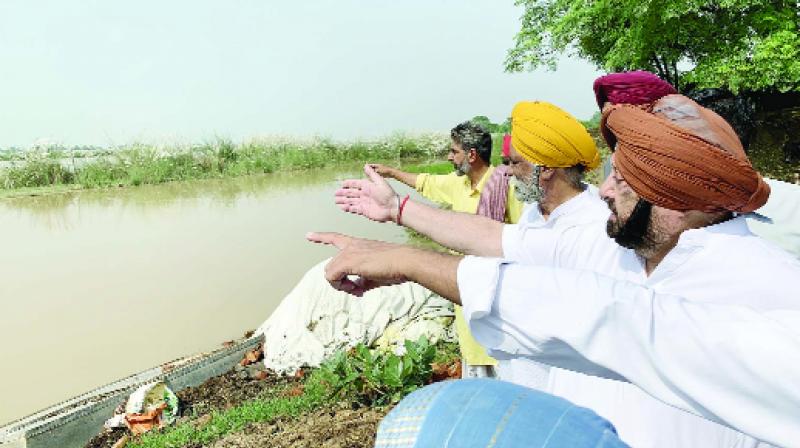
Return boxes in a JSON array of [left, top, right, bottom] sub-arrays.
[[255, 258, 454, 374]]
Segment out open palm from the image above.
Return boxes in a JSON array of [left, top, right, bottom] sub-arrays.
[[334, 164, 398, 222]]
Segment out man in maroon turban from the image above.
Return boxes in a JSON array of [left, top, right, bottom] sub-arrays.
[[593, 70, 677, 110]]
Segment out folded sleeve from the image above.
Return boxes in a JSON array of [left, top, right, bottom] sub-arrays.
[[456, 256, 800, 447]]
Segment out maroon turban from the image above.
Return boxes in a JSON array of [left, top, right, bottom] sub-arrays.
[[601, 94, 770, 213], [593, 71, 677, 109]]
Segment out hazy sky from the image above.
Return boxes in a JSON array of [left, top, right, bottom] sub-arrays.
[[0, 1, 602, 147]]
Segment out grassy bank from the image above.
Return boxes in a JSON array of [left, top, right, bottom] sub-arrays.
[[0, 134, 449, 194], [6, 129, 794, 201], [102, 338, 459, 448]]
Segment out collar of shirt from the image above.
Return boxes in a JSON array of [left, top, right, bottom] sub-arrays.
[[519, 184, 598, 230], [463, 166, 495, 196]]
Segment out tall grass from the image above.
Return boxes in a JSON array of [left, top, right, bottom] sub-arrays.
[[0, 134, 449, 191]]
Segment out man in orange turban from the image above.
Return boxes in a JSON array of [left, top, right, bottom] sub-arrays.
[[601, 94, 770, 256], [310, 93, 800, 447]]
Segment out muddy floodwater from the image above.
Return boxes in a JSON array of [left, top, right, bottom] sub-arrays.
[[0, 166, 413, 425]]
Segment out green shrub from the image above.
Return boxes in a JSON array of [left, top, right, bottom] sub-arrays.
[[75, 160, 128, 188], [2, 158, 74, 188], [316, 336, 437, 406]]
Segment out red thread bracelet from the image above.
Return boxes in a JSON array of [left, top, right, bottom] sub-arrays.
[[397, 194, 410, 225]]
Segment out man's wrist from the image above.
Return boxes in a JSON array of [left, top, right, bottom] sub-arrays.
[[392, 245, 424, 281], [395, 194, 410, 225], [390, 194, 400, 222]]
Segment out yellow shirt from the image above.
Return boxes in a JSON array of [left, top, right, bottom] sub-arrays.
[[415, 167, 522, 365], [414, 167, 523, 223]]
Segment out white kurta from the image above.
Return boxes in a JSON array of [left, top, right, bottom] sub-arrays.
[[463, 216, 800, 447], [497, 186, 609, 390]]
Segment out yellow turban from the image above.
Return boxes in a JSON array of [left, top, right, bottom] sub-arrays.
[[511, 101, 600, 169]]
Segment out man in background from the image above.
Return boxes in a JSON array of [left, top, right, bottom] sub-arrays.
[[369, 120, 521, 378]]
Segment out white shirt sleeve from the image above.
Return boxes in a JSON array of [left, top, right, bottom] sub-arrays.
[[457, 256, 800, 447]]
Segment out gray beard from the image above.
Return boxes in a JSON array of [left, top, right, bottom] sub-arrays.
[[511, 174, 542, 204], [454, 159, 471, 176]]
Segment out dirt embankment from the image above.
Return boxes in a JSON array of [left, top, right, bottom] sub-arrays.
[[85, 359, 396, 448], [86, 368, 302, 448], [207, 406, 388, 448]]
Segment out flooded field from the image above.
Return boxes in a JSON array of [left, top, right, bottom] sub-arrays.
[[0, 166, 412, 425]]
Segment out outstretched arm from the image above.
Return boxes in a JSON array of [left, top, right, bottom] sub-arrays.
[[370, 163, 418, 189], [306, 232, 462, 302], [335, 165, 504, 256]]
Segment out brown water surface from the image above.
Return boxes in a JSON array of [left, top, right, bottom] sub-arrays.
[[0, 167, 411, 425]]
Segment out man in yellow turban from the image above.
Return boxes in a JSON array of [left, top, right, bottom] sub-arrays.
[[510, 101, 600, 170], [330, 101, 610, 387]]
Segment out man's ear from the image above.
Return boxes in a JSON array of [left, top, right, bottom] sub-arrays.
[[540, 166, 555, 181], [467, 148, 478, 163]]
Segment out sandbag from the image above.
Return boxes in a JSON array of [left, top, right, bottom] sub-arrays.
[[255, 258, 454, 374]]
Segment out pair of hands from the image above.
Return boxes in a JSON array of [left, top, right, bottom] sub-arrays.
[[310, 164, 410, 296]]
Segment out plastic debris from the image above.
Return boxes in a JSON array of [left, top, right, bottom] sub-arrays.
[[104, 381, 179, 435]]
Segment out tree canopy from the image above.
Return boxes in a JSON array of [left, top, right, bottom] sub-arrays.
[[505, 0, 800, 94], [471, 115, 511, 133]]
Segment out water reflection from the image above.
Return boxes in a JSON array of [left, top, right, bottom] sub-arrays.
[[0, 166, 411, 425], [0, 165, 367, 231]]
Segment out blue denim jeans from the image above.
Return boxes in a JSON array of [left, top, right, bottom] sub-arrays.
[[375, 379, 629, 448]]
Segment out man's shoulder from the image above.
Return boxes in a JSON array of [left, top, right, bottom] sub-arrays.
[[422, 172, 460, 181], [574, 189, 610, 217], [706, 223, 800, 268], [553, 220, 626, 264], [415, 171, 462, 195], [683, 219, 800, 304]]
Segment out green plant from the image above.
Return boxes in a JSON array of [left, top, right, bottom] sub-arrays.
[[317, 336, 437, 406], [2, 157, 74, 188]]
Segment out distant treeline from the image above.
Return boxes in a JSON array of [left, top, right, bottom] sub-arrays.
[[470, 113, 601, 135]]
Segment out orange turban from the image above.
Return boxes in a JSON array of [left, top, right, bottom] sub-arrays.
[[511, 101, 600, 169], [601, 94, 770, 213]]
